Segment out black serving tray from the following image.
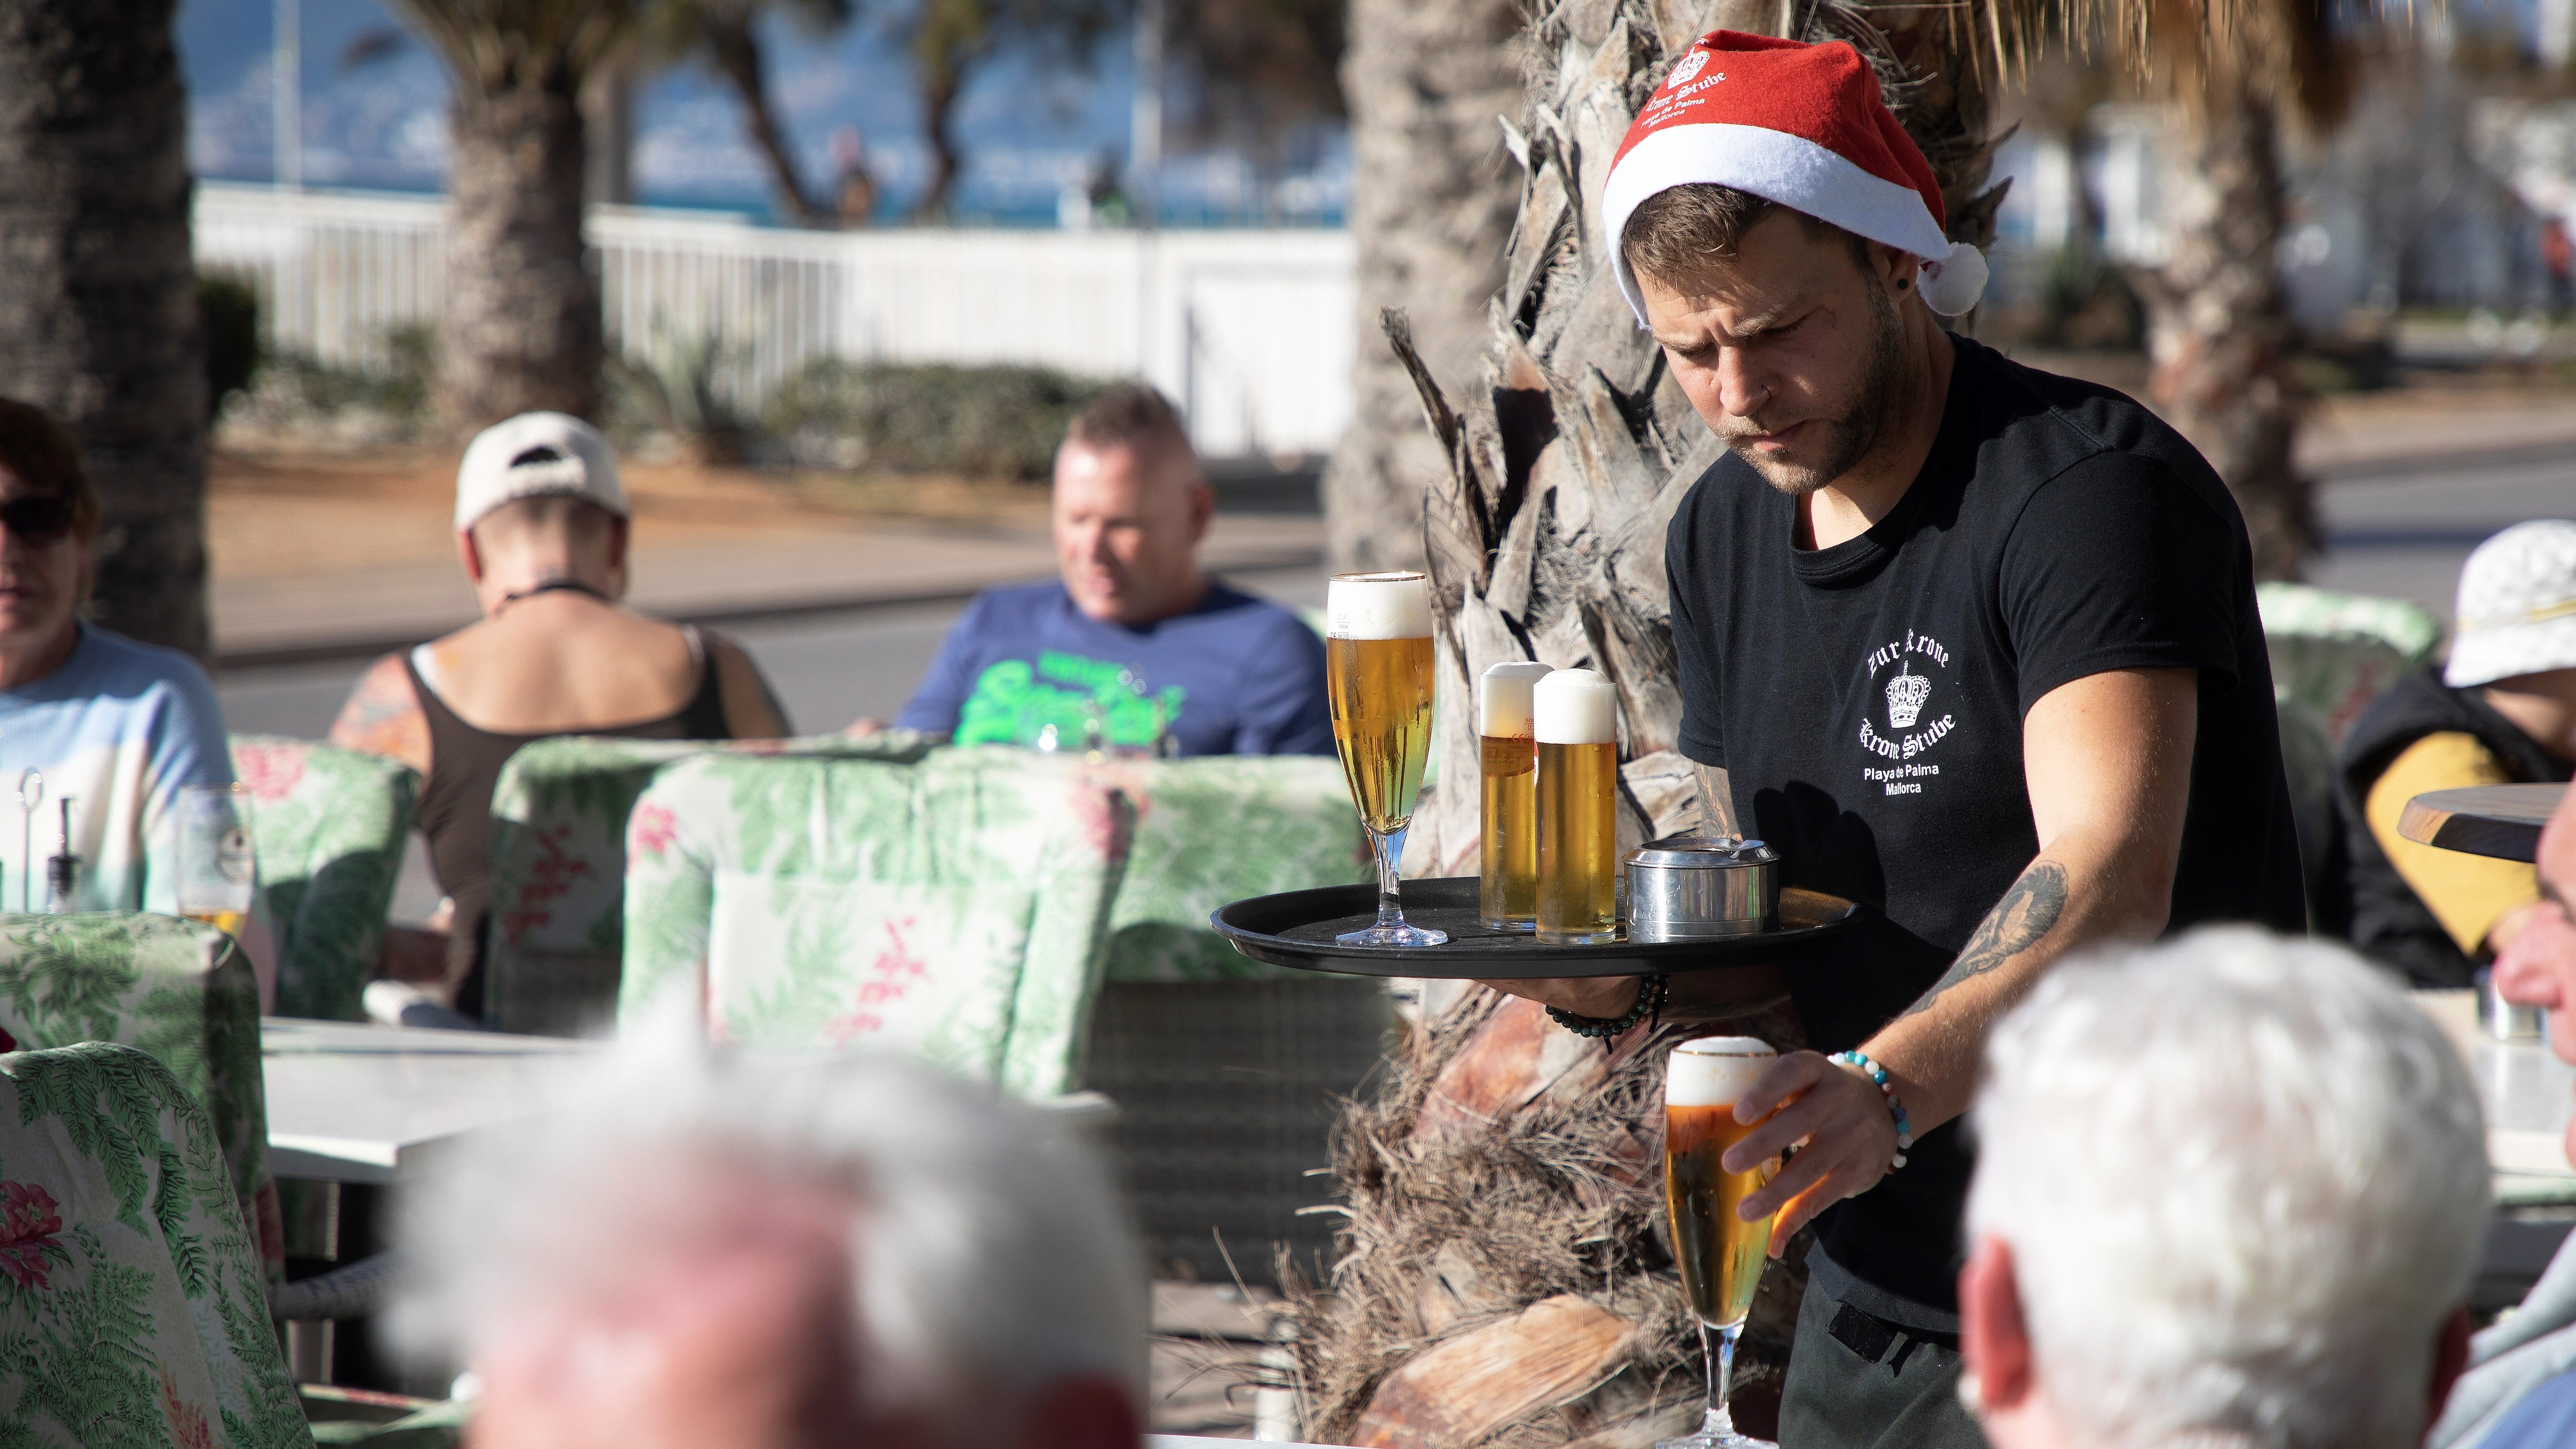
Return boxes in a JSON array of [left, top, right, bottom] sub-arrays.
[[1211, 876, 1857, 979]]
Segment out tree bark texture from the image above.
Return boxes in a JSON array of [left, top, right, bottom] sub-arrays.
[[443, 76, 603, 429], [394, 0, 630, 432], [2138, 80, 2312, 581], [1286, 3, 2006, 1442], [1317, 0, 1525, 576], [701, 12, 825, 225], [0, 0, 210, 658]]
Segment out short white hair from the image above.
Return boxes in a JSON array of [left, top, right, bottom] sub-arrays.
[[393, 1025, 1147, 1430], [1969, 928, 2488, 1449]]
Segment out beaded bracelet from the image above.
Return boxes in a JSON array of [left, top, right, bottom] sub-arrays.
[[1832, 1050, 1913, 1171], [1546, 973, 1669, 1039]]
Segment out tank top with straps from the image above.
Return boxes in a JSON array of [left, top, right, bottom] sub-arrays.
[[406, 585, 735, 1010]]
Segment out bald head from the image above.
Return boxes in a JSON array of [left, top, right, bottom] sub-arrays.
[[1054, 387, 1210, 626]]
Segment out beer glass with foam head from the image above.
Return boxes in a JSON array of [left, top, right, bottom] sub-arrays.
[[1662, 1037, 1782, 1449], [1326, 572, 1446, 947], [1535, 668, 1620, 945], [1479, 661, 1552, 931]]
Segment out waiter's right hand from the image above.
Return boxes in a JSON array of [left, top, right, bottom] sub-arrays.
[[1721, 1049, 1899, 1254]]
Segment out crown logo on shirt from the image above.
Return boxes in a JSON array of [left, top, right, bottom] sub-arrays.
[[1886, 664, 1933, 729]]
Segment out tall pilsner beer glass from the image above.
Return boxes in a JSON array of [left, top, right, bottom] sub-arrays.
[[1535, 668, 1620, 945], [1661, 1037, 1783, 1449], [1326, 572, 1446, 947], [1479, 661, 1552, 931]]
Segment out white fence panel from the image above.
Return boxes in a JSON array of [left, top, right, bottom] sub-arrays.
[[192, 183, 1358, 457]]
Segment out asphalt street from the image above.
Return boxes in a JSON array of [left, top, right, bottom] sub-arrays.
[[213, 451, 2572, 741]]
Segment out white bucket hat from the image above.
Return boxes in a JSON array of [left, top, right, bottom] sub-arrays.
[[2445, 520, 2576, 688], [454, 412, 629, 534]]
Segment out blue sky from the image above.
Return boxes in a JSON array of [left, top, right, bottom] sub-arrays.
[[177, 0, 1350, 225]]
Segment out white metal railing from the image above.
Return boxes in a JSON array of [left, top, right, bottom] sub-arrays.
[[193, 182, 1358, 458]]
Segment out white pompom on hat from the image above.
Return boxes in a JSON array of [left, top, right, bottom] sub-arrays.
[[2445, 520, 2576, 689], [1600, 31, 1989, 321]]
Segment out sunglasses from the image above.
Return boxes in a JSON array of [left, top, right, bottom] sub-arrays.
[[0, 495, 75, 546]]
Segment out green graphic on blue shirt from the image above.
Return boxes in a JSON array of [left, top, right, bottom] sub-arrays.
[[954, 651, 1188, 748]]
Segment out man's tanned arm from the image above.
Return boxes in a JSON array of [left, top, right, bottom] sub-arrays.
[[1725, 665, 2199, 1248], [329, 652, 433, 776]]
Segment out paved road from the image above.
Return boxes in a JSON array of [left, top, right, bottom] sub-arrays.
[[215, 449, 2573, 741], [215, 565, 1332, 741]]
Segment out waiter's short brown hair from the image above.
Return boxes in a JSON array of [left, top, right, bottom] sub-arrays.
[[0, 398, 103, 541], [1621, 183, 1874, 288], [1065, 384, 1191, 455]]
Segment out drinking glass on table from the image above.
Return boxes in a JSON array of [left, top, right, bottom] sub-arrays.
[[1660, 1036, 1783, 1449], [1325, 571, 1446, 947], [175, 784, 257, 939]]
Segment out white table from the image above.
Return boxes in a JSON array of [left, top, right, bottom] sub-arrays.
[[261, 1017, 1123, 1185], [261, 1017, 598, 1185]]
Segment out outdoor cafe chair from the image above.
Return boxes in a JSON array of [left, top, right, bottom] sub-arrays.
[[480, 731, 936, 1036], [231, 735, 420, 1024], [0, 912, 284, 1286], [0, 1041, 311, 1448], [2257, 580, 2446, 746], [618, 747, 1133, 1099]]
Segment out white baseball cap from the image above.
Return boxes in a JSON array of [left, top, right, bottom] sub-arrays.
[[2445, 520, 2576, 688], [454, 412, 629, 533]]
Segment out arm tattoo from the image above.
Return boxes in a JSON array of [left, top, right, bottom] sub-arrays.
[[1902, 860, 2069, 1017]]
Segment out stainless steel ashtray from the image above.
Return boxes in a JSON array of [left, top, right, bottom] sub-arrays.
[[1624, 833, 1780, 941]]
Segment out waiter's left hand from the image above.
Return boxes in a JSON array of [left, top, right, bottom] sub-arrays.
[[1721, 1049, 1898, 1255]]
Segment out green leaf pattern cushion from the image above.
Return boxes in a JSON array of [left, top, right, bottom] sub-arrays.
[[487, 734, 936, 1033], [0, 915, 282, 1285], [2256, 582, 2446, 746], [230, 737, 419, 1023], [619, 748, 1132, 1099], [0, 1042, 309, 1449], [1084, 755, 1371, 982]]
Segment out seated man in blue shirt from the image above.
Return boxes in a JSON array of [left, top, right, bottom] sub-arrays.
[[876, 385, 1331, 757]]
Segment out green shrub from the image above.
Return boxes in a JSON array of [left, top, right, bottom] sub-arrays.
[[222, 322, 436, 443], [198, 273, 263, 419], [765, 359, 1114, 481]]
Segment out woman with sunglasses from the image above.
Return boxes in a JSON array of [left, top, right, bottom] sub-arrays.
[[0, 398, 261, 993]]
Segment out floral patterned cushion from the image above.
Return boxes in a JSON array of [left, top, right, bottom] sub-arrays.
[[2258, 582, 2447, 746], [0, 914, 282, 1285], [620, 748, 1133, 1099], [231, 736, 419, 1024], [484, 733, 936, 1035], [1085, 755, 1371, 982], [0, 1042, 310, 1449]]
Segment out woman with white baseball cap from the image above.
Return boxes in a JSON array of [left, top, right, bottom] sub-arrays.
[[2338, 520, 2576, 987], [328, 413, 787, 1022]]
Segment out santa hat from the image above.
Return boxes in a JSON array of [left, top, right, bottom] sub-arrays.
[[1600, 31, 1989, 320]]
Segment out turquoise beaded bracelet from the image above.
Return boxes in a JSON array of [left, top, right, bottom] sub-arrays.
[[1832, 1050, 1913, 1171]]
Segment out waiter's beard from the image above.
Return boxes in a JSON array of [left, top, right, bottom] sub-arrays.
[[1727, 282, 1908, 498]]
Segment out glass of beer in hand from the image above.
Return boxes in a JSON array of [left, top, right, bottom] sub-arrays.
[[1326, 572, 1446, 947], [1535, 668, 1620, 945], [176, 784, 257, 941], [1661, 1037, 1782, 1449], [1479, 661, 1552, 931]]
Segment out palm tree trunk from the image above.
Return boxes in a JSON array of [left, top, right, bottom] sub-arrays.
[[440, 71, 605, 429], [1316, 0, 1524, 575], [701, 11, 826, 225], [2138, 79, 2311, 581], [1285, 4, 2006, 1442], [0, 0, 210, 658], [913, 58, 967, 221]]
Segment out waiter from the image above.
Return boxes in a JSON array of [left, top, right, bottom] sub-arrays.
[[1493, 33, 2306, 1447]]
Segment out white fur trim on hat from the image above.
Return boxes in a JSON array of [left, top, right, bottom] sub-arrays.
[[454, 411, 630, 533], [1602, 123, 1988, 321], [2445, 519, 2576, 688]]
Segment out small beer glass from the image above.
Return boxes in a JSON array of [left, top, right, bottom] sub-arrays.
[[1479, 660, 1552, 931], [1535, 668, 1619, 945]]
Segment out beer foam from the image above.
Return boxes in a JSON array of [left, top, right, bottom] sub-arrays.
[[1479, 661, 1554, 736], [1534, 668, 1618, 744], [1327, 573, 1433, 639], [1667, 1037, 1778, 1106]]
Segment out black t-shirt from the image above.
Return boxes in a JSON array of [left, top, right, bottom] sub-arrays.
[[1665, 335, 2306, 1328]]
